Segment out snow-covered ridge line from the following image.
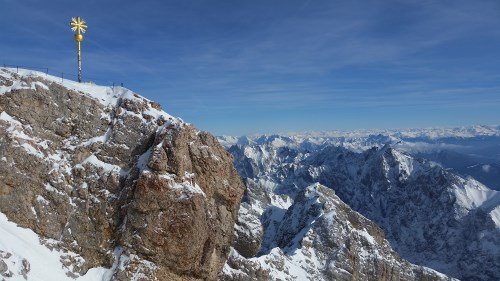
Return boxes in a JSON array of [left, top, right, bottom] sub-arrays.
[[0, 67, 183, 125], [284, 125, 500, 139], [0, 67, 130, 107], [218, 125, 500, 147]]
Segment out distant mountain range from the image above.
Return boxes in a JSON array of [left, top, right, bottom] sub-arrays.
[[219, 129, 500, 281], [219, 125, 500, 190]]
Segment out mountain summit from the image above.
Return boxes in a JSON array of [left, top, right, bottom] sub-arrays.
[[0, 67, 245, 280]]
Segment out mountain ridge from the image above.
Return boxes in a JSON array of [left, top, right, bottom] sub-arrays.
[[224, 136, 500, 280]]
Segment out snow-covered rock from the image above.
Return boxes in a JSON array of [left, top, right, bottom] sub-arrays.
[[224, 136, 500, 281], [220, 126, 500, 191], [222, 184, 455, 281]]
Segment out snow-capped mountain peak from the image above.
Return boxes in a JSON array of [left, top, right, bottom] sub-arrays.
[[223, 134, 500, 281]]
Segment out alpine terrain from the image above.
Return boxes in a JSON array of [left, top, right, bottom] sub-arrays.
[[220, 134, 500, 281], [0, 67, 497, 281]]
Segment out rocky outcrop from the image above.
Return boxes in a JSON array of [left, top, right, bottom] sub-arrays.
[[0, 68, 245, 280], [121, 125, 244, 280], [222, 184, 455, 281]]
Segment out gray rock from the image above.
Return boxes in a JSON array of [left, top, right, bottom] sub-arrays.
[[0, 259, 7, 274]]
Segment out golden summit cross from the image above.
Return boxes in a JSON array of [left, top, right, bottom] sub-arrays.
[[70, 17, 87, 83]]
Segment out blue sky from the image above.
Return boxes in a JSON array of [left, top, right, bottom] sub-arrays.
[[1, 0, 499, 135]]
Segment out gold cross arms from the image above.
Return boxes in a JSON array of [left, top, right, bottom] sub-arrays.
[[70, 17, 87, 34]]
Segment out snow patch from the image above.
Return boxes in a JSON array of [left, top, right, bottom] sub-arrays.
[[453, 178, 500, 210], [0, 212, 114, 280], [82, 155, 122, 174], [490, 206, 500, 228]]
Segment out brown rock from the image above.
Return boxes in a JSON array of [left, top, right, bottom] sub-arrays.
[[0, 69, 245, 280], [121, 124, 245, 280]]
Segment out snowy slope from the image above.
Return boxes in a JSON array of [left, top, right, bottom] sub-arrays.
[[0, 213, 115, 281]]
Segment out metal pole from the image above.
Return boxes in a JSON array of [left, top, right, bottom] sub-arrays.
[[77, 41, 82, 83], [70, 17, 86, 83]]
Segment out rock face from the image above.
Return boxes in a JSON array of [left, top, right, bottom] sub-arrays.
[[221, 135, 500, 281], [0, 68, 245, 280], [121, 126, 244, 280]]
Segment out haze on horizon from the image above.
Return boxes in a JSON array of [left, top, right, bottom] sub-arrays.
[[1, 0, 499, 135]]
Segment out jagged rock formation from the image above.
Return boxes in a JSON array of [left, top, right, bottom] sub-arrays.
[[222, 183, 454, 281], [0, 68, 245, 280], [222, 135, 500, 281]]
